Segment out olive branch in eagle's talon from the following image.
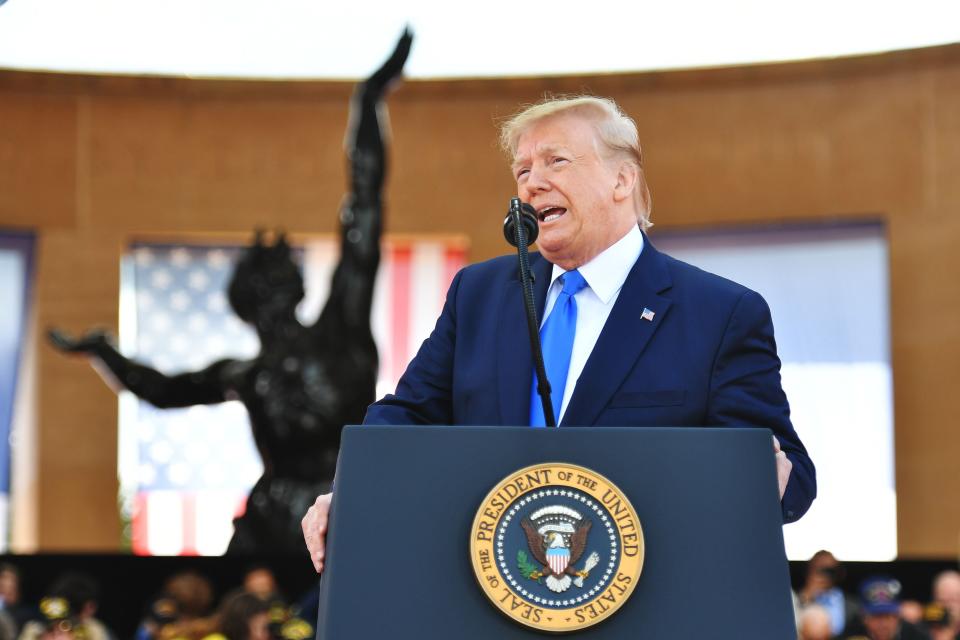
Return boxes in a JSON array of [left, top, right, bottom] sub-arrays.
[[517, 550, 543, 581]]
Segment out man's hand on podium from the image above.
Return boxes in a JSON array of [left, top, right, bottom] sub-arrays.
[[772, 436, 792, 500], [302, 493, 332, 573]]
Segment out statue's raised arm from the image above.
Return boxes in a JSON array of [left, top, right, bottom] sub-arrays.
[[350, 26, 413, 199], [317, 28, 412, 335], [363, 27, 413, 106]]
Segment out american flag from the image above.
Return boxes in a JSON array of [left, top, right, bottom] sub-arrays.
[[120, 238, 465, 555]]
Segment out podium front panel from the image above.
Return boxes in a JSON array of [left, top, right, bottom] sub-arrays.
[[316, 425, 795, 639]]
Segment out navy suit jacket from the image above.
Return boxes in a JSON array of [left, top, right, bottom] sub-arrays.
[[365, 235, 816, 523]]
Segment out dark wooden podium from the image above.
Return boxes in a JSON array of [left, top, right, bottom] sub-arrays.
[[316, 425, 795, 638]]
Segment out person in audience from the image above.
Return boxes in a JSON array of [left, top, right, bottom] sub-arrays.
[[44, 574, 112, 640], [0, 566, 18, 608], [162, 572, 214, 624], [239, 567, 312, 640], [18, 573, 113, 640], [0, 564, 37, 640], [152, 571, 218, 640], [798, 604, 835, 640], [134, 597, 179, 640], [932, 571, 960, 640], [241, 569, 278, 603], [22, 597, 81, 640], [0, 564, 26, 635], [203, 592, 269, 640], [841, 576, 929, 640], [798, 550, 856, 636], [0, 564, 20, 640]]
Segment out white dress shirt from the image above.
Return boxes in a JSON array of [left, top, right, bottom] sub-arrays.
[[540, 225, 645, 422]]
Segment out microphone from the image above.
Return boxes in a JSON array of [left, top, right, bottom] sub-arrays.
[[503, 199, 539, 247], [502, 196, 556, 427]]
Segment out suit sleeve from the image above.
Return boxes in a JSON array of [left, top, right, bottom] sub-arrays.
[[708, 289, 816, 523], [363, 269, 462, 425]]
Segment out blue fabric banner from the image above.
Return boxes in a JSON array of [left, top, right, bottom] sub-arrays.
[[0, 230, 35, 496]]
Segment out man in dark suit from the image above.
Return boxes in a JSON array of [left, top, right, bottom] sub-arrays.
[[302, 95, 815, 572]]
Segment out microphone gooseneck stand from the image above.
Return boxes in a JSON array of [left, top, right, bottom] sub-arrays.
[[504, 197, 557, 427]]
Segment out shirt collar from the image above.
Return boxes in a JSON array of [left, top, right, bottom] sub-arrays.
[[549, 225, 644, 304]]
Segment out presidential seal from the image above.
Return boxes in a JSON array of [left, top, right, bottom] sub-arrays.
[[470, 463, 644, 633]]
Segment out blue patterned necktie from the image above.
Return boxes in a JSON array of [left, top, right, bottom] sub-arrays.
[[530, 269, 588, 427]]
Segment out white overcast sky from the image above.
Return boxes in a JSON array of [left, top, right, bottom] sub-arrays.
[[0, 0, 958, 79]]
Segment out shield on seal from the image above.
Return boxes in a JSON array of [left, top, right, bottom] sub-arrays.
[[546, 545, 570, 575]]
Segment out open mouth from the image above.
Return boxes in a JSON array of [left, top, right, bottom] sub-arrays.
[[537, 206, 567, 223]]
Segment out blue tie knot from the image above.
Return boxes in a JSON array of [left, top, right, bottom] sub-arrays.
[[560, 269, 587, 297]]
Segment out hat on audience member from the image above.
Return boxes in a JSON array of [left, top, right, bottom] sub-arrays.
[[860, 576, 902, 615], [39, 596, 86, 638], [145, 596, 180, 626]]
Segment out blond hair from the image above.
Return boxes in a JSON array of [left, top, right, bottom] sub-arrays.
[[499, 95, 653, 229]]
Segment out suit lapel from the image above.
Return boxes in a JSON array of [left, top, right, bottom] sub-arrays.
[[561, 238, 674, 426], [497, 253, 553, 426]]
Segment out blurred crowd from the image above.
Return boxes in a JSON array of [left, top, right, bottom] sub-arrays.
[[796, 551, 960, 640], [0, 564, 315, 640], [0, 552, 956, 639]]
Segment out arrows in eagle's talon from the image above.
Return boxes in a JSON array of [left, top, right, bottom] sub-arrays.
[[574, 552, 601, 587]]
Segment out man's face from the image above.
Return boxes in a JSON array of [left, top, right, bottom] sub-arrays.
[[863, 613, 899, 640], [243, 569, 277, 600], [0, 571, 18, 603], [798, 610, 832, 640], [513, 114, 636, 270], [934, 573, 960, 628], [807, 553, 840, 588]]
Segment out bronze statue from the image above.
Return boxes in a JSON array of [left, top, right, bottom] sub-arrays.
[[49, 29, 413, 554]]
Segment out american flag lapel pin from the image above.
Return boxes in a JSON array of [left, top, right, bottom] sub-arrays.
[[641, 307, 655, 322]]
